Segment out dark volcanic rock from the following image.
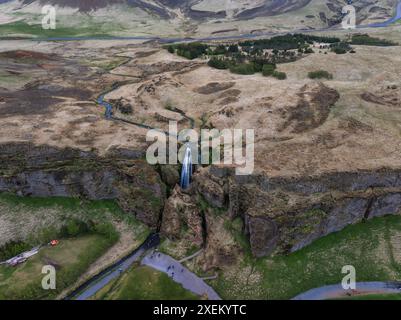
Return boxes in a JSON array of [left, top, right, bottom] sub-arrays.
[[194, 166, 401, 257], [246, 215, 278, 257], [160, 165, 180, 188], [236, 0, 311, 20], [160, 187, 203, 246], [0, 142, 166, 229], [19, 0, 314, 20]]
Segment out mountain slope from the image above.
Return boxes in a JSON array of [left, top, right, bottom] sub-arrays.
[[0, 0, 398, 38]]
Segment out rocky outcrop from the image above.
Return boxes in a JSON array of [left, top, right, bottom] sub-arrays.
[[198, 209, 241, 271], [0, 142, 166, 229], [115, 161, 166, 228], [194, 166, 401, 257], [160, 187, 203, 247], [245, 216, 278, 258], [159, 165, 180, 189], [3, 142, 401, 260], [193, 168, 226, 209]]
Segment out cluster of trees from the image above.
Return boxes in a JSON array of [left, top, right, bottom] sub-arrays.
[[330, 42, 352, 54], [239, 34, 340, 50], [166, 33, 350, 79], [350, 34, 398, 46], [229, 63, 257, 75], [207, 57, 287, 79], [166, 33, 338, 60], [272, 71, 287, 80], [207, 57, 229, 69], [167, 42, 245, 60], [166, 33, 354, 61], [308, 70, 333, 80], [208, 58, 257, 74], [262, 64, 276, 76], [167, 43, 209, 60], [262, 64, 286, 79]]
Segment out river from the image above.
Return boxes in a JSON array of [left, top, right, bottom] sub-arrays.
[[30, 0, 401, 43], [366, 1, 401, 28]]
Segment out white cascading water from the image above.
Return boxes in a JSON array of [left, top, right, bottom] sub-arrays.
[[180, 144, 193, 189]]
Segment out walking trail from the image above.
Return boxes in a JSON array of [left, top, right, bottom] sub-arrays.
[[141, 251, 221, 300]]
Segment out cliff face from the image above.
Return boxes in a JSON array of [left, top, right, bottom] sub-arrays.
[[2, 142, 401, 259], [160, 186, 204, 247], [0, 143, 166, 228], [193, 166, 401, 257]]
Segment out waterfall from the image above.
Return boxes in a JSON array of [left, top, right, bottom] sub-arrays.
[[180, 144, 193, 189]]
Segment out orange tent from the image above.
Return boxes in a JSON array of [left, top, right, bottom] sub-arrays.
[[50, 240, 59, 246]]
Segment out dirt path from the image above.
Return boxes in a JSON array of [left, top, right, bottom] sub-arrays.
[[141, 251, 221, 300]]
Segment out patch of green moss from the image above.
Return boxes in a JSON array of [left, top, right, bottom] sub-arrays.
[[197, 195, 226, 216]]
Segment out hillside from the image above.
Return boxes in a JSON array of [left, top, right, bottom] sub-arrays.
[[0, 0, 398, 38]]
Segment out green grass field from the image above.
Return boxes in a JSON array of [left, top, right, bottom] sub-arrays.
[[1, 193, 400, 300], [214, 214, 401, 300], [92, 265, 199, 300], [0, 234, 115, 299], [0, 193, 128, 213], [0, 193, 150, 299], [0, 21, 114, 39], [0, 193, 149, 246]]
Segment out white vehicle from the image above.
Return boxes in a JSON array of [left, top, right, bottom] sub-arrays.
[[4, 246, 41, 267]]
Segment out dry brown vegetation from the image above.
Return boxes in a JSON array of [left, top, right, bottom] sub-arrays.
[[1, 39, 401, 178]]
